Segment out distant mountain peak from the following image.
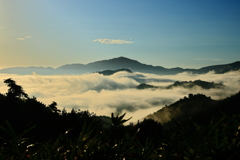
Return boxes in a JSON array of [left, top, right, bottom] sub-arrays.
[[115, 56, 129, 59], [108, 56, 139, 62]]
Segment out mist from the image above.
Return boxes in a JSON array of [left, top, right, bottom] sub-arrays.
[[0, 70, 239, 123]]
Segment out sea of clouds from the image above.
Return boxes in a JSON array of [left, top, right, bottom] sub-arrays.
[[0, 70, 239, 123]]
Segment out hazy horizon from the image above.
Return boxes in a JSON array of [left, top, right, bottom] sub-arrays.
[[0, 56, 239, 70]]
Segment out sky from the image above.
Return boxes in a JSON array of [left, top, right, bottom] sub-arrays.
[[1, 0, 240, 69]]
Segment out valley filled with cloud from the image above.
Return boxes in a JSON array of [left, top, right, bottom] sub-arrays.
[[0, 70, 239, 123]]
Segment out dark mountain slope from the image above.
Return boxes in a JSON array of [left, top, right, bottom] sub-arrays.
[[136, 83, 158, 89], [96, 68, 132, 76], [192, 61, 240, 74], [166, 80, 225, 89], [146, 94, 216, 125], [136, 80, 225, 90], [146, 91, 240, 130]]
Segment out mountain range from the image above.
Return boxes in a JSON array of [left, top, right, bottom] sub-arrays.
[[0, 57, 239, 75]]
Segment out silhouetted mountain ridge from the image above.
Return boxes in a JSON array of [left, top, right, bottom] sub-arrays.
[[96, 68, 133, 76], [0, 57, 239, 75], [193, 61, 240, 74], [136, 83, 158, 89], [136, 80, 225, 90], [166, 80, 225, 89]]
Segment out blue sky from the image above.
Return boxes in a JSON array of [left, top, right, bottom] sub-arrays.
[[1, 0, 240, 69]]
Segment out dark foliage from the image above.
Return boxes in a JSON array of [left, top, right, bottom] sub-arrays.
[[135, 119, 164, 146], [0, 78, 102, 142]]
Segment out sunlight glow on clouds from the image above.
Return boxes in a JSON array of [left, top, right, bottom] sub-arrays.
[[0, 27, 4, 29], [0, 71, 239, 123], [17, 35, 32, 40], [93, 39, 133, 44], [17, 38, 25, 40], [25, 35, 32, 38]]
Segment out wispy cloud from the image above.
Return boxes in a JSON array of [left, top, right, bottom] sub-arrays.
[[0, 27, 5, 29], [17, 38, 25, 40], [195, 58, 222, 61], [213, 59, 221, 61], [25, 35, 32, 38], [93, 39, 133, 44], [17, 35, 32, 40]]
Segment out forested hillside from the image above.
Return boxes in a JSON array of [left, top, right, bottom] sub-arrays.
[[146, 91, 240, 130]]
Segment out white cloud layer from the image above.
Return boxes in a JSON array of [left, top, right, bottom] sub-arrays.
[[93, 39, 133, 44], [0, 71, 239, 123]]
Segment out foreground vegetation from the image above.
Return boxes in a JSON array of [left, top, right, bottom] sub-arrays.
[[0, 79, 239, 159]]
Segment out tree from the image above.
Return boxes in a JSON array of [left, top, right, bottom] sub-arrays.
[[111, 113, 132, 127], [48, 101, 60, 113], [4, 78, 28, 99]]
